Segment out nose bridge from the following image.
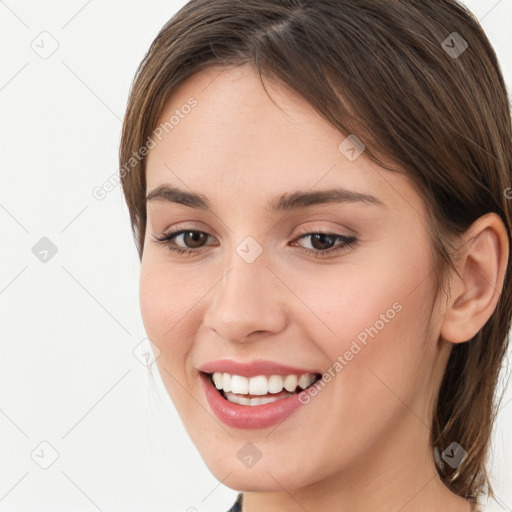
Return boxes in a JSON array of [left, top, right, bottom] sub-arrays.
[[203, 240, 286, 341]]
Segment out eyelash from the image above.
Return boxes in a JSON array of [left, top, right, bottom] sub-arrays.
[[153, 228, 358, 258]]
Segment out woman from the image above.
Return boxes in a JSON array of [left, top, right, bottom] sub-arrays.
[[119, 1, 512, 510]]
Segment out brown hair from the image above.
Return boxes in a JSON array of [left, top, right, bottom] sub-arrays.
[[119, 0, 512, 500]]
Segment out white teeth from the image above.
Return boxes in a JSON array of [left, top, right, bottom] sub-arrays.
[[283, 375, 298, 392], [237, 395, 250, 406], [211, 372, 318, 396], [298, 374, 312, 390], [224, 390, 296, 405], [259, 394, 281, 405], [212, 372, 223, 389], [222, 373, 232, 392], [248, 375, 268, 395], [231, 375, 249, 394], [268, 375, 283, 393]]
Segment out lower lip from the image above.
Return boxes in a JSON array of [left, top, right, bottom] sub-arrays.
[[200, 372, 308, 429]]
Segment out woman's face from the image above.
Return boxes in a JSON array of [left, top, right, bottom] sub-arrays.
[[141, 63, 449, 492]]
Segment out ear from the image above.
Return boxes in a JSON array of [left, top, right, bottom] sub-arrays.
[[440, 212, 509, 344]]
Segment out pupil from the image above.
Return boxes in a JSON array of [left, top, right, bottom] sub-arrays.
[[185, 231, 206, 248], [311, 233, 335, 250]]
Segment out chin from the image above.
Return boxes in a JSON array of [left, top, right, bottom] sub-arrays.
[[197, 444, 323, 492]]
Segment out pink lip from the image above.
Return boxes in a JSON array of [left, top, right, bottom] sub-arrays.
[[198, 358, 320, 377], [199, 372, 310, 429]]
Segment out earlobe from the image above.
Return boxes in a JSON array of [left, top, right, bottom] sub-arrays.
[[440, 213, 509, 344]]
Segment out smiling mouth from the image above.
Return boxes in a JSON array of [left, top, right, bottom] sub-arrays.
[[204, 371, 322, 406]]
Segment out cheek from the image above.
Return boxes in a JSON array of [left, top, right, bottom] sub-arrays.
[[291, 249, 433, 396], [139, 262, 203, 415], [286, 261, 405, 347], [331, 276, 433, 427], [139, 262, 200, 363], [281, 269, 435, 474], [323, 242, 431, 357]]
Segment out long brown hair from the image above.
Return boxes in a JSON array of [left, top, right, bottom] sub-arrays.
[[119, 0, 512, 500]]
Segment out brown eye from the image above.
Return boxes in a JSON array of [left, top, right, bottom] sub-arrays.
[[308, 233, 337, 251], [180, 231, 209, 248], [154, 229, 214, 253], [293, 231, 358, 258]]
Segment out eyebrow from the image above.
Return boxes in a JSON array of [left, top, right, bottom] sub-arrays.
[[145, 185, 385, 212]]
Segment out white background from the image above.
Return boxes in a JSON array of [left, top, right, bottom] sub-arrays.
[[0, 1, 511, 511]]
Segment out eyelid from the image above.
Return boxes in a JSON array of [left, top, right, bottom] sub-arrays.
[[156, 219, 217, 236], [293, 224, 354, 237], [290, 223, 359, 250]]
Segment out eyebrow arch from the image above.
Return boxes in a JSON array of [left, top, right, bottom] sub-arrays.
[[145, 185, 385, 212]]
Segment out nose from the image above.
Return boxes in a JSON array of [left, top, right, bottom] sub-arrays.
[[202, 251, 288, 343]]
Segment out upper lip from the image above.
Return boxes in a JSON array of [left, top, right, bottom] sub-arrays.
[[198, 359, 321, 377]]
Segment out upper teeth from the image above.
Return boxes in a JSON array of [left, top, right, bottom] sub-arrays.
[[211, 372, 317, 395]]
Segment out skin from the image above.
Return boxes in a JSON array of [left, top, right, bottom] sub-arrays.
[[140, 63, 508, 512]]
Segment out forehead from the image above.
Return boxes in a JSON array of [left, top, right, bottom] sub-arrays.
[[147, 63, 339, 164], [145, 63, 422, 217]]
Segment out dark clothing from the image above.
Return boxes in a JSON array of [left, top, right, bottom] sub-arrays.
[[227, 493, 243, 512], [226, 492, 482, 510]]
